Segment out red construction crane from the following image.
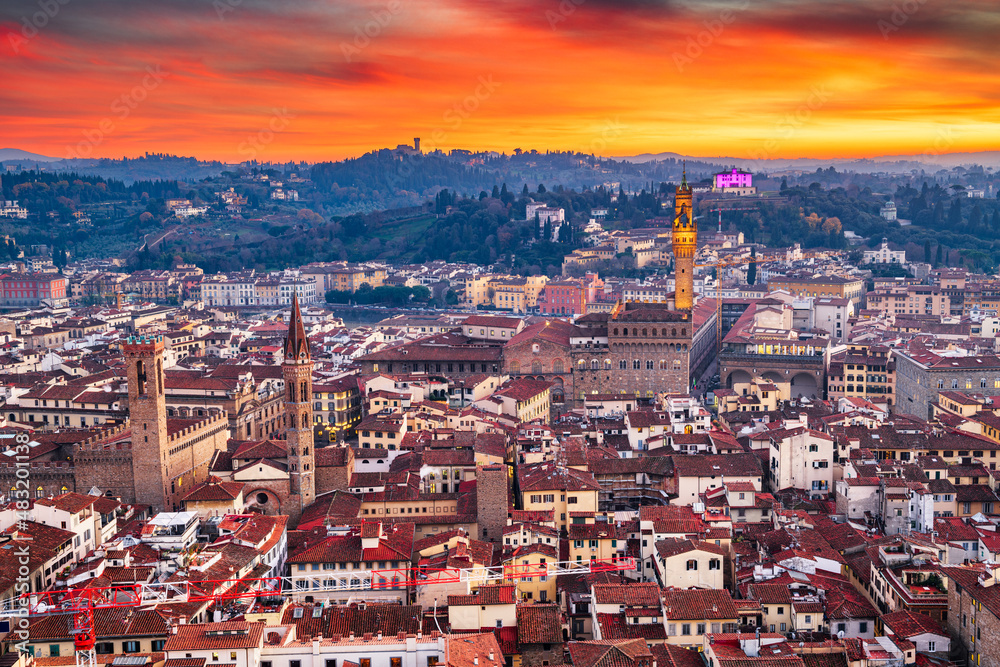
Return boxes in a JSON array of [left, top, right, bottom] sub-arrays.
[[8, 557, 636, 667]]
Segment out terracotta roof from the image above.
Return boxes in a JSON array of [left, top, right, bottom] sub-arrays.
[[592, 582, 661, 607], [517, 604, 563, 644], [182, 478, 244, 502], [661, 589, 738, 620], [518, 461, 600, 492], [34, 492, 98, 513], [164, 621, 264, 651], [881, 609, 949, 639], [567, 638, 654, 667]]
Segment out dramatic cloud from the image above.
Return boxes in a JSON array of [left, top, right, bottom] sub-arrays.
[[2, 0, 999, 161]]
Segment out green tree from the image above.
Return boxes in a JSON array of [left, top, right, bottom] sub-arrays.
[[746, 247, 757, 285], [325, 289, 351, 304], [948, 199, 962, 227]]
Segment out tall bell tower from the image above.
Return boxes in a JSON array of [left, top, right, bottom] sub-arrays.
[[125, 334, 170, 511], [283, 294, 315, 521], [672, 164, 697, 311]]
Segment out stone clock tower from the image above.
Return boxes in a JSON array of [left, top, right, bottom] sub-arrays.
[[672, 166, 697, 311]]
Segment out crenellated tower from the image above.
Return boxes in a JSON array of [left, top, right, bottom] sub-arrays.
[[672, 164, 697, 311], [283, 294, 315, 521], [126, 334, 170, 511]]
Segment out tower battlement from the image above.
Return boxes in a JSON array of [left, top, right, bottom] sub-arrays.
[[167, 411, 228, 443], [123, 334, 164, 354]]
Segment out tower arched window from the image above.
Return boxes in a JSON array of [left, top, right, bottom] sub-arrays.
[[301, 381, 309, 401], [157, 359, 163, 394], [136, 360, 146, 395]]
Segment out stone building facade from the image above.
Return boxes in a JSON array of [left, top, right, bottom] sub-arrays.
[[944, 566, 1000, 667], [124, 334, 229, 512], [475, 464, 508, 544], [895, 349, 1000, 418], [569, 302, 693, 400]]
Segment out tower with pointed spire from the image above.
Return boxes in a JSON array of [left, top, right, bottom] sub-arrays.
[[672, 162, 697, 311], [283, 294, 315, 521]]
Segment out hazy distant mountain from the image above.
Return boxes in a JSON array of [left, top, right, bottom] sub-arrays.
[[616, 151, 1000, 172], [0, 148, 60, 162]]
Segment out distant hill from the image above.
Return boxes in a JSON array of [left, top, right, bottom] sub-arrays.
[[0, 148, 60, 162], [615, 150, 1000, 172]]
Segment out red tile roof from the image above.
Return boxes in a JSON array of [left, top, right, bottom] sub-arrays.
[[517, 604, 563, 644], [163, 621, 264, 651]]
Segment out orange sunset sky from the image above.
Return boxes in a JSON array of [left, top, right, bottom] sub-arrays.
[[2, 0, 1000, 163]]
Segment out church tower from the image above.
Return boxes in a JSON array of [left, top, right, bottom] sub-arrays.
[[283, 294, 315, 520], [672, 164, 697, 311], [126, 334, 170, 511]]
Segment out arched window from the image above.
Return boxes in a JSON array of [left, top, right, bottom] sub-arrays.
[[622, 328, 628, 337], [577, 359, 586, 370], [157, 359, 163, 394], [553, 360, 564, 373], [135, 360, 146, 394], [651, 329, 657, 336], [632, 328, 638, 336], [671, 328, 677, 336], [642, 328, 648, 336], [511, 361, 521, 374], [301, 381, 309, 401], [604, 359, 612, 369], [681, 328, 687, 336], [660, 360, 667, 370], [532, 362, 543, 374], [613, 328, 619, 335], [35, 486, 43, 498]]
